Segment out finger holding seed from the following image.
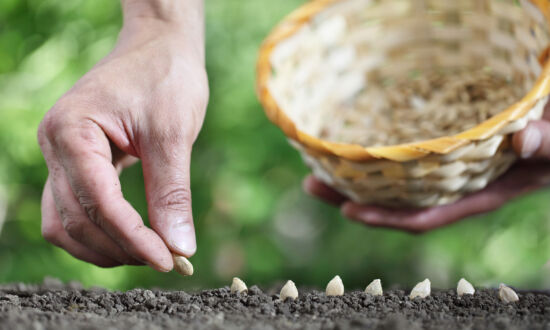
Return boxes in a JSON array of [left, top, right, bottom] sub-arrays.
[[326, 275, 344, 296]]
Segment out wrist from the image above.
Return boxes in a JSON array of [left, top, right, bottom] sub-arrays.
[[121, 0, 203, 25], [118, 0, 205, 62]]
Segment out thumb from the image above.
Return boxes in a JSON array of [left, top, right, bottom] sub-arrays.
[[513, 120, 550, 159], [141, 143, 196, 257]]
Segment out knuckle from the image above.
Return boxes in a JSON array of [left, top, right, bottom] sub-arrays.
[[41, 226, 58, 244], [37, 121, 50, 151], [145, 123, 189, 161], [41, 222, 62, 246], [72, 189, 104, 226], [73, 119, 101, 144], [166, 123, 187, 143], [38, 111, 64, 148], [42, 102, 101, 154], [41, 110, 61, 138], [154, 184, 192, 213], [41, 104, 79, 141], [153, 120, 187, 145], [192, 68, 210, 102], [188, 107, 206, 141], [148, 106, 204, 151], [54, 119, 99, 155], [79, 199, 102, 226], [62, 218, 86, 241]]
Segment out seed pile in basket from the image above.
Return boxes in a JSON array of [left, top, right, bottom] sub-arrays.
[[319, 69, 525, 147]]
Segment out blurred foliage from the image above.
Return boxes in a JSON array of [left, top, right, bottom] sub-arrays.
[[0, 0, 549, 291]]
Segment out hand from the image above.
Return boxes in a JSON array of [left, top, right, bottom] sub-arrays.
[[37, 0, 207, 271], [304, 106, 550, 233]]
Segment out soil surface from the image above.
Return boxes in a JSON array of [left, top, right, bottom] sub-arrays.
[[1, 279, 549, 330]]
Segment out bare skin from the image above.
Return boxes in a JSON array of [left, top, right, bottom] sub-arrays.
[[304, 106, 550, 234], [37, 0, 207, 271], [37, 0, 548, 270]]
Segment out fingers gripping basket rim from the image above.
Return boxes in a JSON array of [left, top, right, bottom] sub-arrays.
[[256, 0, 550, 163]]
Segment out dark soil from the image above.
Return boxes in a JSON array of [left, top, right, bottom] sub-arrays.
[[1, 279, 549, 330]]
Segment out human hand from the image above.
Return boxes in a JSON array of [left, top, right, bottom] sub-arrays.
[[304, 105, 550, 233], [37, 0, 207, 271]]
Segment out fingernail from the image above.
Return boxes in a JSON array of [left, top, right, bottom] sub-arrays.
[[521, 126, 541, 159], [169, 220, 197, 257]]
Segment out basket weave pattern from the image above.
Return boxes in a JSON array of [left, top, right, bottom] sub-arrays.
[[257, 0, 550, 207]]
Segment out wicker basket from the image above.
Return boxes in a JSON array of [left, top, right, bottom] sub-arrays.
[[257, 0, 550, 207]]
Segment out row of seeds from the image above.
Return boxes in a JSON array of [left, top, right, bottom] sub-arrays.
[[230, 277, 519, 303]]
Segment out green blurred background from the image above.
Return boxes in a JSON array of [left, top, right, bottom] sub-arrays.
[[0, 0, 549, 291]]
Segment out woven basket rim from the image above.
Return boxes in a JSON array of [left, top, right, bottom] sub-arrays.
[[256, 0, 550, 162]]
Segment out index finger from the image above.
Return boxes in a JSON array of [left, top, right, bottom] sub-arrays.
[[48, 117, 173, 271]]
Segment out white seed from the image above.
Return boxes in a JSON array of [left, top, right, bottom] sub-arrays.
[[172, 254, 193, 276], [326, 275, 344, 296], [499, 283, 519, 303], [410, 279, 431, 299], [364, 279, 383, 296], [280, 280, 298, 301], [457, 278, 475, 296], [231, 277, 248, 294]]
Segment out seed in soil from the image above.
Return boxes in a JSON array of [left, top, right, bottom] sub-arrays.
[[172, 254, 193, 276], [457, 278, 475, 296], [279, 280, 298, 301], [410, 278, 431, 299], [326, 275, 344, 296], [1, 280, 549, 329], [499, 283, 519, 303], [231, 277, 247, 294], [364, 279, 383, 296], [4, 280, 550, 330]]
